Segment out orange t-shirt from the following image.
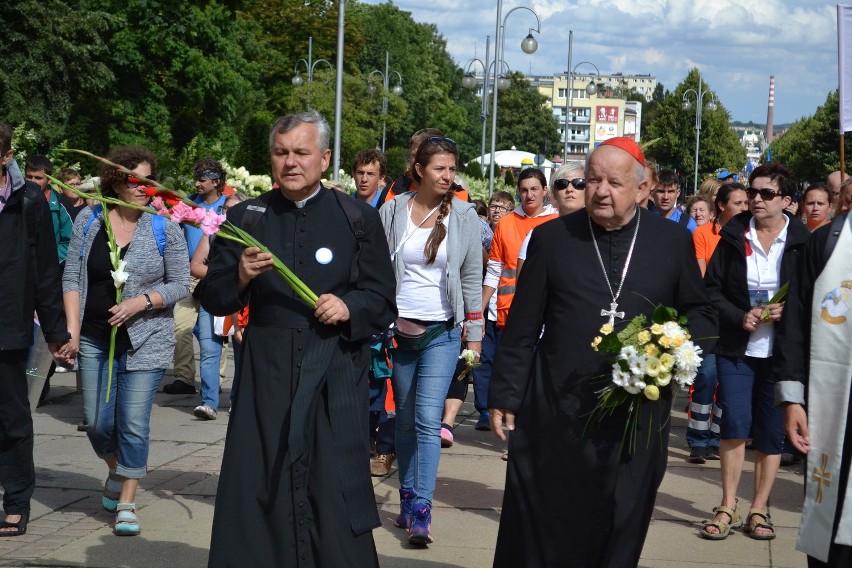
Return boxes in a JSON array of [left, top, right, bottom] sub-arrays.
[[693, 222, 722, 264], [490, 209, 558, 327]]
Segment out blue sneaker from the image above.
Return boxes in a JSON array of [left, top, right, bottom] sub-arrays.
[[394, 489, 415, 529], [475, 411, 491, 431], [408, 504, 433, 545]]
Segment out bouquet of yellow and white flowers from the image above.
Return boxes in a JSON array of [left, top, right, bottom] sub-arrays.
[[587, 305, 703, 455]]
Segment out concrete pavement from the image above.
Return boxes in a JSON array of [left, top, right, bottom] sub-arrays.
[[0, 358, 808, 567]]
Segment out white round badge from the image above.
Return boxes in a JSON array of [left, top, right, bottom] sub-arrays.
[[315, 247, 333, 265]]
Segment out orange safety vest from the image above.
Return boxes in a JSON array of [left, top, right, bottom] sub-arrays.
[[381, 174, 470, 204], [490, 209, 557, 327]]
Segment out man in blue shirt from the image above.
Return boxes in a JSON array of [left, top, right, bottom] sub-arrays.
[[164, 159, 227, 421], [352, 149, 386, 208], [653, 169, 697, 233]]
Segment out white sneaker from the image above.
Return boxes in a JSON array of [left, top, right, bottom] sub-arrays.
[[193, 405, 217, 420]]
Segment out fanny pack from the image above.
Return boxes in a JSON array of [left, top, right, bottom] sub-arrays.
[[392, 318, 451, 351]]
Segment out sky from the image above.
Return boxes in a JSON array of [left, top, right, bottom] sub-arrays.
[[361, 0, 841, 126]]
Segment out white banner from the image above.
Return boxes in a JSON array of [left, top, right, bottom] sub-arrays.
[[840, 4, 852, 132]]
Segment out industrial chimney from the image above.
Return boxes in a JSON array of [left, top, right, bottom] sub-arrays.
[[766, 76, 775, 143]]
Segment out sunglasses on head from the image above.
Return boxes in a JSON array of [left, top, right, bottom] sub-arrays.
[[746, 187, 782, 201], [125, 174, 157, 188], [426, 136, 456, 147], [553, 178, 586, 191]]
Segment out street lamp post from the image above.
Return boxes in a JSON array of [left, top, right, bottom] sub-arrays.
[[462, 36, 491, 176], [562, 31, 600, 162], [292, 36, 334, 111], [682, 71, 717, 194], [368, 52, 403, 153], [488, 0, 540, 197]]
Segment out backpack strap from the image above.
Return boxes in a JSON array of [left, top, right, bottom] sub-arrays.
[[678, 210, 691, 227], [151, 214, 167, 256], [80, 204, 103, 258], [240, 191, 275, 234], [331, 189, 366, 285], [824, 213, 848, 260]]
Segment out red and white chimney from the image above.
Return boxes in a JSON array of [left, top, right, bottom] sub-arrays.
[[766, 76, 775, 143]]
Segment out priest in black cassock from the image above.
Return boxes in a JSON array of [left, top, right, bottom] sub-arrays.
[[488, 137, 717, 568], [776, 213, 852, 568], [198, 111, 397, 568]]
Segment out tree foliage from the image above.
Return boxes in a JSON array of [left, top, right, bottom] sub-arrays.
[[645, 69, 745, 188], [769, 90, 852, 182], [493, 72, 562, 156]]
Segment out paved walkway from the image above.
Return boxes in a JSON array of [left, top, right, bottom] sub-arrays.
[[1, 358, 809, 567]]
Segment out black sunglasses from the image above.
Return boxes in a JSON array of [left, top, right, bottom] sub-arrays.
[[426, 136, 456, 147], [746, 187, 782, 201], [553, 178, 586, 191]]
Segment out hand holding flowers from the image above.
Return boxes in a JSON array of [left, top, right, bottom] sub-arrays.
[[587, 305, 703, 455]]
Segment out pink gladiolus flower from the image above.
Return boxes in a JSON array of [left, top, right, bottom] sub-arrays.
[[200, 209, 226, 235], [187, 206, 208, 224], [151, 196, 165, 211], [169, 202, 195, 224]]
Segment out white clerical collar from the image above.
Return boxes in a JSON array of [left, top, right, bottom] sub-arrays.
[[289, 186, 321, 209]]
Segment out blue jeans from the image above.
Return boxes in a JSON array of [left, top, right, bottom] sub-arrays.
[[197, 306, 223, 409], [686, 354, 720, 449], [392, 325, 461, 507], [79, 335, 164, 478]]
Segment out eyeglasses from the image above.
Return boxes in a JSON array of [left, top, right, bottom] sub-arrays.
[[426, 136, 456, 147], [553, 178, 586, 191], [746, 187, 783, 201], [125, 174, 157, 189], [488, 204, 511, 212]]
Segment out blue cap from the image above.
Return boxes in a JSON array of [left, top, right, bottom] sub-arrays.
[[716, 169, 736, 180]]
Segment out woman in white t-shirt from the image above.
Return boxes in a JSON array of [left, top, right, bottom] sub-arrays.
[[379, 136, 483, 546]]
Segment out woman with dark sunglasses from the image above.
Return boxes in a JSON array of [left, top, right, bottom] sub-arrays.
[[61, 146, 190, 536], [701, 162, 810, 541], [516, 161, 585, 276]]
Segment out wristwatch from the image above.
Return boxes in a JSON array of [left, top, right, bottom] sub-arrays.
[[143, 293, 153, 312]]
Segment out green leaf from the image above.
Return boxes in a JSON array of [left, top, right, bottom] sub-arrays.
[[651, 305, 677, 325]]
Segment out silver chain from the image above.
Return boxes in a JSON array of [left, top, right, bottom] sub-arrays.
[[587, 210, 641, 305]]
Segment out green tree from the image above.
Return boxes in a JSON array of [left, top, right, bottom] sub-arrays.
[[0, 0, 119, 150], [769, 90, 852, 182], [493, 72, 561, 155], [645, 69, 745, 189]]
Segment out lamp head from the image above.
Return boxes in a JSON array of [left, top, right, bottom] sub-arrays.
[[585, 81, 597, 95], [498, 76, 512, 90], [707, 99, 718, 111], [292, 74, 304, 87], [367, 83, 377, 96], [392, 85, 403, 96], [521, 33, 538, 54], [462, 74, 476, 89], [682, 99, 692, 111]]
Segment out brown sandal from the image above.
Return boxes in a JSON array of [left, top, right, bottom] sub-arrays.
[[700, 505, 742, 540], [744, 509, 776, 540]]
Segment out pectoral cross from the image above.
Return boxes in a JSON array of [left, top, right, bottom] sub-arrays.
[[812, 452, 832, 504], [601, 302, 625, 326]]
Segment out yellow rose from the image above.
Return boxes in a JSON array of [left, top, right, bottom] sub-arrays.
[[644, 344, 660, 357], [645, 356, 661, 377], [591, 336, 602, 351], [657, 371, 672, 387], [600, 323, 614, 335], [671, 336, 684, 348], [659, 353, 675, 372], [637, 330, 652, 345], [650, 323, 664, 335], [644, 385, 660, 401], [659, 336, 672, 348]]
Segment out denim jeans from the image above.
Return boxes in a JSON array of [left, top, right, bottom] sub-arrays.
[[197, 306, 223, 409], [79, 335, 164, 479], [392, 325, 461, 508], [686, 353, 720, 449]]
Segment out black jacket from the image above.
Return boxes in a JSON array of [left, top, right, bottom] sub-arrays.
[[0, 160, 69, 349], [704, 210, 810, 358]]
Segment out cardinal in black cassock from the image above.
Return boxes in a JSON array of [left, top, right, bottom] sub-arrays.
[[489, 138, 717, 568], [198, 113, 396, 568]]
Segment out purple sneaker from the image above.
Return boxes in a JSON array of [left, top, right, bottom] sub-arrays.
[[408, 504, 433, 545], [395, 490, 415, 529]]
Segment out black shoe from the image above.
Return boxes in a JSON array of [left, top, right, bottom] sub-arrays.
[[163, 380, 197, 394], [706, 447, 721, 460], [688, 447, 707, 464], [781, 452, 802, 466]]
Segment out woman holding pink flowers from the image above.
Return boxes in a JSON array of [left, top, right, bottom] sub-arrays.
[[62, 146, 190, 536]]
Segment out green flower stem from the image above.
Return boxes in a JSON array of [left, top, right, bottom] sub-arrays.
[[96, 184, 122, 404]]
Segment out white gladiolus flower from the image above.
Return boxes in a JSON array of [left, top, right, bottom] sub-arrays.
[[110, 260, 129, 288]]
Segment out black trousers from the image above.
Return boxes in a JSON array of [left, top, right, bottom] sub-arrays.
[[0, 349, 35, 515]]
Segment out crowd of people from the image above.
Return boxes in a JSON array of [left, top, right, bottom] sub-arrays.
[[1, 114, 851, 568]]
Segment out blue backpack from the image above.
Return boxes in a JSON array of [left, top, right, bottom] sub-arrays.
[[81, 205, 167, 257]]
